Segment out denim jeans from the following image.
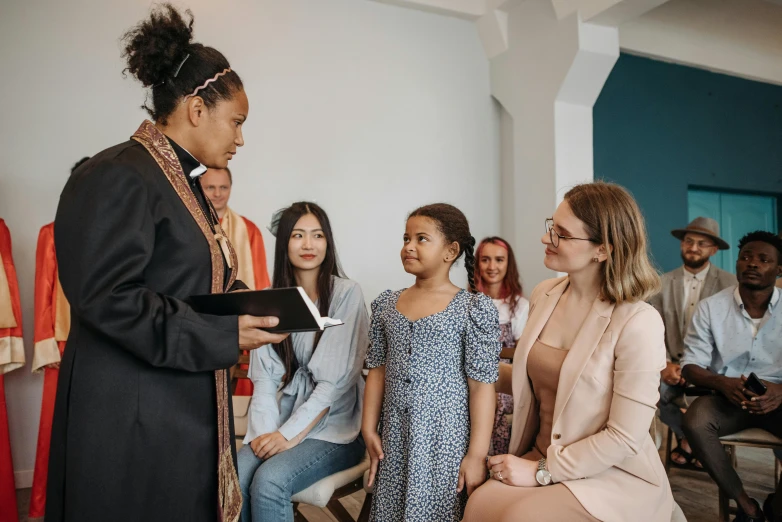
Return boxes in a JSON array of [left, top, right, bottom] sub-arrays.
[[237, 436, 365, 522], [658, 381, 687, 440]]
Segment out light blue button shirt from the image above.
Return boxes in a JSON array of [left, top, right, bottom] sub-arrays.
[[681, 285, 782, 384], [244, 277, 369, 444]]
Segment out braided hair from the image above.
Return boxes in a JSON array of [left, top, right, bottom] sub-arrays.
[[408, 203, 477, 292]]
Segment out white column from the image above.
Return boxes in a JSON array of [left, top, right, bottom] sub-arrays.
[[486, 0, 620, 287]]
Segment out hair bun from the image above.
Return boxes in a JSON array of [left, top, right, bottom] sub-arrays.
[[122, 4, 194, 87]]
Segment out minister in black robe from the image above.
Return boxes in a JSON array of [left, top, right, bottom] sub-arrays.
[[46, 121, 256, 522]]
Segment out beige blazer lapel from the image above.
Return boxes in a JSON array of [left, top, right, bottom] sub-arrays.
[[701, 265, 720, 299], [509, 278, 568, 455], [552, 296, 615, 428]]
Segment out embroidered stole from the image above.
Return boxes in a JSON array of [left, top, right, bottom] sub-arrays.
[[132, 120, 242, 522]]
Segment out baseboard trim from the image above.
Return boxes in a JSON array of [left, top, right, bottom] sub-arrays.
[[15, 469, 33, 489]]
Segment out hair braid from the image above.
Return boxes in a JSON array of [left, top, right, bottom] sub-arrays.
[[463, 237, 477, 293]]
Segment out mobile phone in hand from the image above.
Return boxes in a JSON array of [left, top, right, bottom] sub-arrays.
[[745, 372, 767, 396]]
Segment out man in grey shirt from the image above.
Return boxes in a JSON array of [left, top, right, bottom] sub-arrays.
[[649, 217, 734, 467], [681, 231, 782, 522]]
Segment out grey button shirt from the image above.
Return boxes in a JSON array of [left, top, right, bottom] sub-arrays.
[[681, 286, 782, 384]]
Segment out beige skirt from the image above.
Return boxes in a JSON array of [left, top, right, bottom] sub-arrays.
[[462, 450, 600, 522]]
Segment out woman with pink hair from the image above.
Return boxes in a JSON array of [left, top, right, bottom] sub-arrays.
[[476, 237, 529, 455]]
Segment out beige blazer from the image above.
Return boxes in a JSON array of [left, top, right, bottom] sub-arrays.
[[508, 277, 674, 522], [649, 265, 735, 363]]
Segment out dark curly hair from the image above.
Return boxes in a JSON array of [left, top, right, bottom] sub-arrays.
[[408, 203, 477, 292], [738, 230, 782, 262], [121, 4, 244, 124]]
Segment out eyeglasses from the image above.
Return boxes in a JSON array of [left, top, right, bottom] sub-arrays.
[[545, 218, 593, 248], [683, 238, 715, 250]]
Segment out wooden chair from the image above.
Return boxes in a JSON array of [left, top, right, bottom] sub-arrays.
[[717, 428, 782, 522]]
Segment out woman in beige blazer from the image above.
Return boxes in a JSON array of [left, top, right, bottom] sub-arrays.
[[464, 182, 675, 522]]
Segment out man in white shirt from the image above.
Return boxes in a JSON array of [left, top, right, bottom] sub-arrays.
[[682, 231, 782, 522], [650, 217, 735, 468]]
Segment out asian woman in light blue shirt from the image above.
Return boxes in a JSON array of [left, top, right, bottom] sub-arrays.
[[237, 202, 368, 522]]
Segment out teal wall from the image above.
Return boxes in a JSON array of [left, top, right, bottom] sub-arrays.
[[594, 53, 782, 273]]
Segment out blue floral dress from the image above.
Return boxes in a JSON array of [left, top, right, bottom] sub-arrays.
[[366, 289, 500, 522]]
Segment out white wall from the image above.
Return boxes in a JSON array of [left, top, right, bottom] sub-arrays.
[[0, 0, 499, 483]]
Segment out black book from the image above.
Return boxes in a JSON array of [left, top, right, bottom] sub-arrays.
[[188, 287, 344, 333]]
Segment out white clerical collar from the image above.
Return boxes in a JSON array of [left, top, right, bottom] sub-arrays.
[[180, 145, 207, 178]]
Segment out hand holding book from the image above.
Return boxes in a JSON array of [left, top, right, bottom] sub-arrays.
[[238, 315, 289, 349], [190, 287, 344, 334]]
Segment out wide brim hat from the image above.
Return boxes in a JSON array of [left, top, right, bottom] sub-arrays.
[[671, 217, 730, 250]]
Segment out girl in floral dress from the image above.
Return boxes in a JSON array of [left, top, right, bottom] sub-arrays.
[[362, 204, 501, 522]]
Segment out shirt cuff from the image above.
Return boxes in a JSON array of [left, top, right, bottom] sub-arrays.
[[243, 415, 280, 445], [0, 336, 25, 375], [278, 415, 310, 441], [32, 337, 61, 372]]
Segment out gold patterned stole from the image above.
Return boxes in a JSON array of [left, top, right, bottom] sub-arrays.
[[132, 120, 242, 522]]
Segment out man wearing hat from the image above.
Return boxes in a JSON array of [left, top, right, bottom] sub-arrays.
[[650, 217, 735, 468]]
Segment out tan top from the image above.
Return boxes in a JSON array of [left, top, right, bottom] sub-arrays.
[[527, 338, 569, 457]]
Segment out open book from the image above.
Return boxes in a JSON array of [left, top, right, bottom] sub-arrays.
[[189, 287, 344, 333]]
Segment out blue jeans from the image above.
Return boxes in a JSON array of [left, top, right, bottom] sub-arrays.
[[237, 436, 365, 522], [659, 381, 687, 440]]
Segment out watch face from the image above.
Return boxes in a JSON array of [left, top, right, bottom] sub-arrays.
[[535, 469, 552, 486]]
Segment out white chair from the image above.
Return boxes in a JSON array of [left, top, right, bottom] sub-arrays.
[[291, 452, 370, 522]]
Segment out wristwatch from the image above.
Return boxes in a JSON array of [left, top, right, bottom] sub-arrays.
[[535, 458, 552, 486]]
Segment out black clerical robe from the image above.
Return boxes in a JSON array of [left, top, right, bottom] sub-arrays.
[[46, 121, 244, 522]]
